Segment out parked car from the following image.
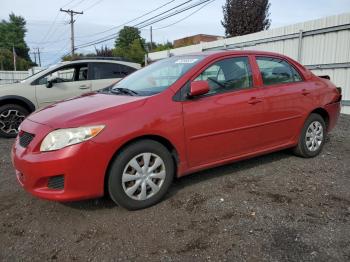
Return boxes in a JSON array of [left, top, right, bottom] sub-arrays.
[[12, 51, 341, 210], [0, 58, 141, 138]]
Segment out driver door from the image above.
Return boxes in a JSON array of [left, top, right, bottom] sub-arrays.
[[182, 56, 266, 167], [35, 63, 91, 108]]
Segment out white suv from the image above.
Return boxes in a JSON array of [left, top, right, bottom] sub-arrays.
[[0, 58, 140, 138]]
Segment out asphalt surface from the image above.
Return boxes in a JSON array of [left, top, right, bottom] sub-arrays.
[[0, 115, 349, 261]]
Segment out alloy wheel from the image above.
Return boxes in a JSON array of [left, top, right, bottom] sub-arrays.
[[0, 109, 25, 135]]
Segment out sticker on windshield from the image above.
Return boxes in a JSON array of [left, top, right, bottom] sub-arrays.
[[175, 58, 198, 64]]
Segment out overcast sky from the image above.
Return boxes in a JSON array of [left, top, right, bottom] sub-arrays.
[[1, 0, 350, 66]]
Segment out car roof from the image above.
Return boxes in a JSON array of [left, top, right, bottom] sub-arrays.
[[181, 50, 291, 59], [58, 59, 141, 68]]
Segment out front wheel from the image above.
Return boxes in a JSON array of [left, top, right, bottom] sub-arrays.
[[0, 104, 29, 138], [293, 113, 326, 158], [108, 140, 175, 210]]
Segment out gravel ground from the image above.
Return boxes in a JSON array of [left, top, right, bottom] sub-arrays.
[[0, 115, 349, 261]]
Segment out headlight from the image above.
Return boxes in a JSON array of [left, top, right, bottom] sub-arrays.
[[40, 125, 105, 152]]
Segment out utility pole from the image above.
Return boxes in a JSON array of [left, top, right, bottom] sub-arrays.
[[12, 45, 17, 71], [150, 26, 153, 52], [60, 8, 83, 56], [32, 48, 41, 67], [33, 51, 37, 65], [36, 48, 41, 67]]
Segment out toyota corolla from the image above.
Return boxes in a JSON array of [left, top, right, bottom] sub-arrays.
[[12, 51, 341, 210]]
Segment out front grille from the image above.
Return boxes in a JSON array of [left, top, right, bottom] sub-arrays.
[[19, 132, 35, 148], [48, 175, 65, 190]]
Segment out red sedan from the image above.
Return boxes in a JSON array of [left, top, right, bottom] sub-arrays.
[[12, 51, 341, 210]]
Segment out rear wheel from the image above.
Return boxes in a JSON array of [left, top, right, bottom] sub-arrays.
[[0, 104, 29, 138], [293, 113, 326, 158], [108, 140, 174, 210]]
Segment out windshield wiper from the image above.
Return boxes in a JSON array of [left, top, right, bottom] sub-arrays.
[[111, 87, 138, 96]]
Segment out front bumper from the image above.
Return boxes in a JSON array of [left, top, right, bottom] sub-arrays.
[[11, 119, 111, 202]]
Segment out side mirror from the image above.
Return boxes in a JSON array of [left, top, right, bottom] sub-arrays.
[[188, 80, 210, 97], [46, 75, 57, 88]]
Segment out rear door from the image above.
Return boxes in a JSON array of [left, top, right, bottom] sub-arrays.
[[254, 56, 315, 147], [89, 62, 137, 91], [35, 63, 91, 108], [182, 56, 266, 167]]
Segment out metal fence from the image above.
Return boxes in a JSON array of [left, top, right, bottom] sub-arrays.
[[0, 71, 29, 85], [0, 67, 45, 85], [149, 13, 350, 114]]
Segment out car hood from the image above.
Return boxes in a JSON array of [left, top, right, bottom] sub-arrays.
[[28, 93, 147, 128]]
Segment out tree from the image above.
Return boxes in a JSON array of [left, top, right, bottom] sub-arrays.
[[154, 41, 173, 51], [113, 26, 146, 64], [0, 13, 33, 70], [221, 0, 271, 37], [145, 41, 173, 52], [95, 45, 113, 57]]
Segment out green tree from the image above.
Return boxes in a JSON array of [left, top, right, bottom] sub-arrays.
[[0, 13, 33, 70], [154, 41, 173, 51], [61, 52, 98, 61], [113, 26, 146, 64], [222, 0, 271, 37], [95, 45, 113, 57]]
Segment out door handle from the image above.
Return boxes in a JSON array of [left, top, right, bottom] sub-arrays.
[[301, 89, 310, 96], [248, 97, 263, 105], [79, 85, 90, 89]]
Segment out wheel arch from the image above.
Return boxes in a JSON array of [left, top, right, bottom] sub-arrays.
[[103, 134, 180, 195], [310, 107, 329, 130], [0, 95, 36, 113]]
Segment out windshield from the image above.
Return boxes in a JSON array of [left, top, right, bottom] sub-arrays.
[[111, 55, 204, 96]]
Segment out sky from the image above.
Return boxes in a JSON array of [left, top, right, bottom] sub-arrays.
[[1, 0, 350, 67]]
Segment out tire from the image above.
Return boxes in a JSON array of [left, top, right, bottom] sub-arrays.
[[293, 113, 326, 158], [0, 104, 29, 138], [108, 140, 175, 210]]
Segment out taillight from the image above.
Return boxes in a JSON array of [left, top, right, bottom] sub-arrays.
[[335, 87, 342, 102], [336, 87, 342, 95]]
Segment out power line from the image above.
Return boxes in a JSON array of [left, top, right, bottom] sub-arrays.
[[133, 0, 192, 28], [38, 12, 61, 45], [70, 0, 88, 9], [45, 41, 71, 66], [75, 0, 177, 39], [36, 0, 78, 47], [75, 0, 209, 49], [153, 0, 215, 30], [46, 0, 215, 65], [84, 0, 104, 12], [137, 0, 211, 29], [62, 0, 79, 8]]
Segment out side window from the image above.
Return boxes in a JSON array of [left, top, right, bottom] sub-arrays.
[[36, 63, 88, 85], [90, 63, 121, 80], [195, 56, 253, 95], [119, 64, 137, 77], [37, 66, 75, 85], [291, 66, 303, 82], [77, 66, 88, 81], [90, 63, 136, 80], [256, 57, 302, 85]]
